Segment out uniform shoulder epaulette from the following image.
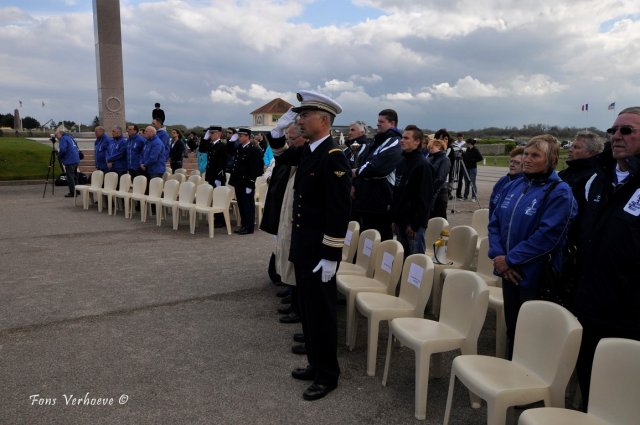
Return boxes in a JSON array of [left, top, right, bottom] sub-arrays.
[[328, 148, 342, 154]]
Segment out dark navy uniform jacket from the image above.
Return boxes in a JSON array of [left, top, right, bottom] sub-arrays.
[[271, 135, 351, 263], [205, 140, 228, 185], [229, 143, 263, 190]]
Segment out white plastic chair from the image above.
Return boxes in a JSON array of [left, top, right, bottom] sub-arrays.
[[187, 174, 202, 186], [190, 170, 201, 176], [443, 300, 583, 425], [518, 338, 640, 425], [430, 225, 478, 317], [337, 229, 381, 278], [383, 271, 489, 420], [342, 221, 360, 263], [155, 179, 180, 226], [190, 185, 233, 238], [424, 217, 449, 257], [168, 173, 186, 184], [137, 177, 163, 222], [471, 208, 490, 252], [355, 254, 435, 376], [97, 172, 119, 213], [174, 168, 187, 176], [172, 181, 197, 230], [184, 182, 213, 235], [337, 239, 404, 350], [124, 175, 147, 219], [110, 174, 132, 216], [254, 182, 268, 227], [75, 170, 104, 209]]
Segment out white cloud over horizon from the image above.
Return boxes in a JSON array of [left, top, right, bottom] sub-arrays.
[[0, 0, 639, 131]]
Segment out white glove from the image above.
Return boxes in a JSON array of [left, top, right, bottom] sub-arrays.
[[229, 134, 238, 142], [214, 180, 221, 187], [271, 107, 298, 139], [312, 259, 338, 283], [245, 187, 252, 195], [204, 129, 211, 140]]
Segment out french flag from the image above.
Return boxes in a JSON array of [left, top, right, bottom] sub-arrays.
[[581, 104, 589, 111]]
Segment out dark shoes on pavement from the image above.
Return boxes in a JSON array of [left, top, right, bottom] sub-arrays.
[[291, 344, 307, 355], [291, 366, 315, 381], [64, 193, 74, 198], [280, 312, 301, 324], [293, 333, 305, 343], [303, 382, 337, 401]]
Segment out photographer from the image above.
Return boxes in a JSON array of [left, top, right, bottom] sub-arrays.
[[457, 138, 483, 200], [54, 129, 80, 198]]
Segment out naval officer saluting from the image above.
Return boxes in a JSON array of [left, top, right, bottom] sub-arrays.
[[268, 91, 351, 401]]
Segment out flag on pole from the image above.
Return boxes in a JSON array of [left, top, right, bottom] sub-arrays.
[[581, 103, 589, 111], [19, 100, 22, 107], [608, 102, 615, 111], [42, 101, 45, 108]]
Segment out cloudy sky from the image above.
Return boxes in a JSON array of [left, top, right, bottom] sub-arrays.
[[1, 0, 639, 131]]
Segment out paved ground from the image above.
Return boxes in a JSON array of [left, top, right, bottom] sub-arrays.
[[0, 169, 528, 425]]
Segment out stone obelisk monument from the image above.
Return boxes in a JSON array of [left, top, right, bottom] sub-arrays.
[[93, 0, 126, 130]]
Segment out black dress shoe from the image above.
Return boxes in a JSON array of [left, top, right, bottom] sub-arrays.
[[278, 305, 293, 315], [280, 312, 301, 324], [64, 193, 74, 198], [281, 295, 292, 304], [276, 287, 291, 298], [291, 366, 315, 381], [291, 343, 307, 355], [236, 228, 253, 235], [233, 227, 246, 234], [214, 222, 226, 228], [303, 382, 337, 401], [293, 333, 305, 343]]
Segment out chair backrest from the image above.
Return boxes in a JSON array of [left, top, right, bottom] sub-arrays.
[[103, 172, 119, 191], [175, 168, 187, 176], [425, 217, 449, 254], [118, 174, 132, 193], [354, 229, 382, 277], [512, 301, 583, 406], [190, 170, 201, 176], [194, 183, 213, 207], [177, 181, 196, 203], [256, 175, 267, 187], [588, 338, 640, 423], [341, 221, 360, 263], [371, 239, 405, 295], [439, 270, 490, 353], [471, 208, 490, 239], [90, 170, 104, 188], [162, 179, 180, 201], [255, 182, 268, 202], [188, 175, 201, 185], [447, 225, 478, 269], [147, 177, 162, 198], [131, 175, 148, 195], [474, 237, 500, 286], [168, 173, 186, 184], [165, 167, 172, 174], [162, 171, 171, 181], [398, 254, 435, 314], [212, 185, 233, 209]]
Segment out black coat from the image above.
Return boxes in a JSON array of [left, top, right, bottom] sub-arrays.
[[205, 140, 228, 185], [259, 162, 292, 235], [391, 149, 434, 231], [271, 135, 351, 263], [169, 139, 185, 162], [229, 143, 263, 189]]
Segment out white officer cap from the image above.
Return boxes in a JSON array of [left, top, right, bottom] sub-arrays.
[[292, 90, 342, 116]]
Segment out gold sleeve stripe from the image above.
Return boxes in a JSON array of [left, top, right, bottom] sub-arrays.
[[323, 235, 345, 248], [328, 148, 342, 154]]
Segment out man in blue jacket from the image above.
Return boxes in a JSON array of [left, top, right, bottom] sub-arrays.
[[126, 124, 146, 179], [55, 128, 80, 197], [140, 126, 165, 181], [94, 126, 113, 173], [152, 118, 170, 164], [106, 126, 128, 178]]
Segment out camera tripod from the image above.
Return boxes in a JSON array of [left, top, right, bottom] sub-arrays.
[[449, 152, 481, 213], [42, 143, 60, 198]]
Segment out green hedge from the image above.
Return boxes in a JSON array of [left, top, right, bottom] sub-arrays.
[[0, 138, 53, 180]]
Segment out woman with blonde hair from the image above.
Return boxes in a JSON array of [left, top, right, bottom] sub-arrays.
[[488, 134, 577, 357]]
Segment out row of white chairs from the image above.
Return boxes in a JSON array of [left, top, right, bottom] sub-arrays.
[[74, 170, 235, 238]]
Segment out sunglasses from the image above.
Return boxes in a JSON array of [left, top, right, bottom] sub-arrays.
[[606, 126, 639, 135]]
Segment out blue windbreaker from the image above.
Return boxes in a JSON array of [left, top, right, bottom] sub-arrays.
[[141, 135, 166, 175], [58, 134, 80, 166], [94, 134, 113, 171], [127, 133, 145, 171], [106, 135, 128, 172], [488, 171, 577, 288]]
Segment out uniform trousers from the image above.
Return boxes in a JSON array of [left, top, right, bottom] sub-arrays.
[[294, 259, 340, 386], [235, 186, 255, 232]]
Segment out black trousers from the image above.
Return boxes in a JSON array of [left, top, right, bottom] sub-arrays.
[[358, 212, 393, 241], [502, 281, 539, 359], [235, 185, 255, 232], [64, 164, 78, 194], [294, 260, 340, 386]]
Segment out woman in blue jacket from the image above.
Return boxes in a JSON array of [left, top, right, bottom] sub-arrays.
[[488, 134, 576, 357]]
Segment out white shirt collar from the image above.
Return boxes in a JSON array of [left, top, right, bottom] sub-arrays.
[[309, 134, 330, 152]]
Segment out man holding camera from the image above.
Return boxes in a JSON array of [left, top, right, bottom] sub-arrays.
[[54, 129, 80, 198]]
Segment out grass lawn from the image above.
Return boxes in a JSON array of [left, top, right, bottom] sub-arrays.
[[0, 138, 56, 180]]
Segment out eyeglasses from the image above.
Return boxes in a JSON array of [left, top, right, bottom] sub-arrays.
[[606, 126, 640, 135], [509, 160, 522, 166]]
